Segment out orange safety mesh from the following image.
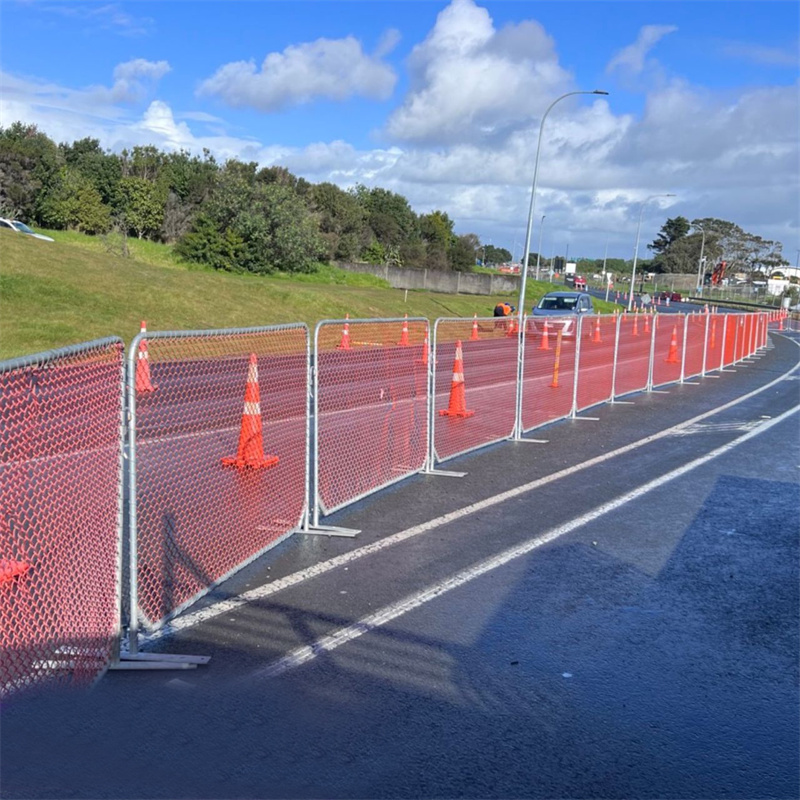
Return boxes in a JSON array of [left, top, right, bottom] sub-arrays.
[[613, 314, 651, 398], [315, 319, 428, 515], [0, 340, 123, 699], [651, 314, 685, 387], [132, 326, 307, 630], [722, 315, 737, 366], [522, 315, 576, 430], [705, 315, 723, 372], [433, 318, 516, 462], [683, 314, 707, 378], [575, 315, 616, 411]]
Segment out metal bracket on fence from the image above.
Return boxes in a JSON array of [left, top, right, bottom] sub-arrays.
[[300, 524, 361, 538], [423, 467, 468, 477]]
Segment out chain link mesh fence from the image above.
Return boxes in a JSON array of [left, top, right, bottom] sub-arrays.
[[314, 318, 428, 517], [1, 339, 123, 698], [612, 312, 652, 398], [521, 315, 576, 431], [575, 314, 617, 412], [432, 317, 517, 462], [651, 313, 685, 388], [129, 325, 308, 631]]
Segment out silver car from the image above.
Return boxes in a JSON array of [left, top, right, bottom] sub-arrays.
[[529, 291, 593, 336]]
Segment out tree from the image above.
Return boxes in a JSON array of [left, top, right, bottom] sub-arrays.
[[120, 176, 166, 239], [485, 245, 512, 265], [648, 216, 690, 256], [450, 234, 479, 271], [691, 218, 788, 275], [38, 166, 111, 233]]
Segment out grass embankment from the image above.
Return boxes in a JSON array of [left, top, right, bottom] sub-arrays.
[[0, 229, 618, 359]]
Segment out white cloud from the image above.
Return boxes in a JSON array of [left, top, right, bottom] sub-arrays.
[[105, 59, 171, 103], [40, 3, 154, 37], [718, 40, 800, 68], [606, 24, 678, 75], [197, 36, 397, 111], [385, 0, 573, 144]]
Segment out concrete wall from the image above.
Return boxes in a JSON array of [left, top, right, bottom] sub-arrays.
[[337, 262, 520, 297]]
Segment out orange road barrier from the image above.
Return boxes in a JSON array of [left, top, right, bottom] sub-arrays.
[[337, 314, 351, 350], [665, 325, 680, 363], [222, 353, 279, 469], [779, 316, 784, 331], [550, 328, 563, 388], [398, 314, 410, 346], [469, 314, 480, 341], [538, 320, 550, 350], [439, 340, 474, 418], [135, 321, 156, 393], [592, 317, 602, 343]]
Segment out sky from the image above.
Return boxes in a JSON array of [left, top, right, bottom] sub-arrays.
[[1, 0, 798, 261]]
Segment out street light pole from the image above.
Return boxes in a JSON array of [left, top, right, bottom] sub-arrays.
[[534, 214, 546, 281], [628, 193, 675, 311], [693, 222, 706, 297], [514, 88, 609, 439]]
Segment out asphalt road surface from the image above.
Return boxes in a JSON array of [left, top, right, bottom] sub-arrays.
[[1, 329, 798, 800]]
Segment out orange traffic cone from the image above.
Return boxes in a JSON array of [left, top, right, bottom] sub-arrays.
[[416, 330, 429, 367], [665, 325, 680, 363], [398, 313, 410, 346], [222, 354, 279, 469], [779, 315, 784, 331], [337, 314, 351, 350], [469, 314, 480, 341], [439, 340, 474, 418], [135, 321, 156, 393], [592, 317, 602, 343], [538, 320, 550, 350], [644, 309, 651, 334], [632, 309, 639, 337]]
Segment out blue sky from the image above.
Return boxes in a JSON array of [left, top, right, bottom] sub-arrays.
[[1, 0, 798, 260]]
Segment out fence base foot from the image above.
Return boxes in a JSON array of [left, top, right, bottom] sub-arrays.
[[301, 525, 361, 537], [513, 438, 549, 443], [423, 469, 467, 477], [111, 652, 210, 670], [611, 400, 636, 405]]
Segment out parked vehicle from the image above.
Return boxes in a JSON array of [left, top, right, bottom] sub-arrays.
[[10, 220, 54, 242], [529, 291, 593, 336]]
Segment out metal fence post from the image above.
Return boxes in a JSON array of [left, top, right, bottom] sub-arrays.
[[719, 314, 728, 370], [701, 312, 710, 377], [610, 312, 622, 401], [679, 313, 689, 383], [646, 312, 657, 390], [570, 315, 583, 418]]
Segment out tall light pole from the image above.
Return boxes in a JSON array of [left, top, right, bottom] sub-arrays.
[[603, 234, 611, 302], [693, 222, 706, 297], [628, 193, 675, 311], [534, 214, 546, 281], [514, 88, 609, 439], [517, 90, 609, 321]]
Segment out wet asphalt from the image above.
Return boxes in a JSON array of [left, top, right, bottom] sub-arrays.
[[1, 331, 798, 799]]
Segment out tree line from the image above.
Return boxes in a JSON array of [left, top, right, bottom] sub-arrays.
[[0, 122, 481, 274]]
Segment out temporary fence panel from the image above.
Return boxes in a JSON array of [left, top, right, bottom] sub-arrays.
[[129, 325, 308, 631], [613, 312, 652, 398], [723, 314, 737, 366], [704, 314, 723, 373], [651, 313, 685, 388], [734, 316, 748, 362], [0, 339, 124, 698], [521, 315, 576, 431], [575, 314, 616, 412], [433, 317, 517, 462], [314, 318, 428, 518], [683, 313, 707, 379]]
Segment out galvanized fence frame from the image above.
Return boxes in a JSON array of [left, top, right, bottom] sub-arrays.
[[572, 313, 617, 414], [0, 337, 125, 697], [431, 316, 518, 464], [127, 324, 309, 636], [313, 317, 429, 523]]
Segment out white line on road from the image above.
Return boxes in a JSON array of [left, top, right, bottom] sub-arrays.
[[140, 342, 800, 647], [251, 402, 799, 680]]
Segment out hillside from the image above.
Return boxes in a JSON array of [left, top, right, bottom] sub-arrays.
[[0, 230, 617, 359]]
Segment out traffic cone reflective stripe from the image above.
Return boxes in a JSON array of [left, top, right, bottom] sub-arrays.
[[538, 320, 550, 350], [222, 354, 279, 469], [337, 314, 351, 350], [665, 325, 680, 363], [469, 314, 480, 341], [439, 340, 474, 418], [398, 314, 410, 346]]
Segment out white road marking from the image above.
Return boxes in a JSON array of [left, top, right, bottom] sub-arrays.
[[251, 403, 799, 681], [139, 342, 800, 648]]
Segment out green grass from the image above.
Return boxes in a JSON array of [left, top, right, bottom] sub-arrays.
[[0, 230, 619, 359]]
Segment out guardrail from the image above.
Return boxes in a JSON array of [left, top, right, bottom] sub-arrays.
[[0, 308, 782, 698]]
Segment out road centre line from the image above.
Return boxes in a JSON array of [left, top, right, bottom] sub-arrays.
[[140, 341, 799, 647], [251, 402, 800, 681]]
